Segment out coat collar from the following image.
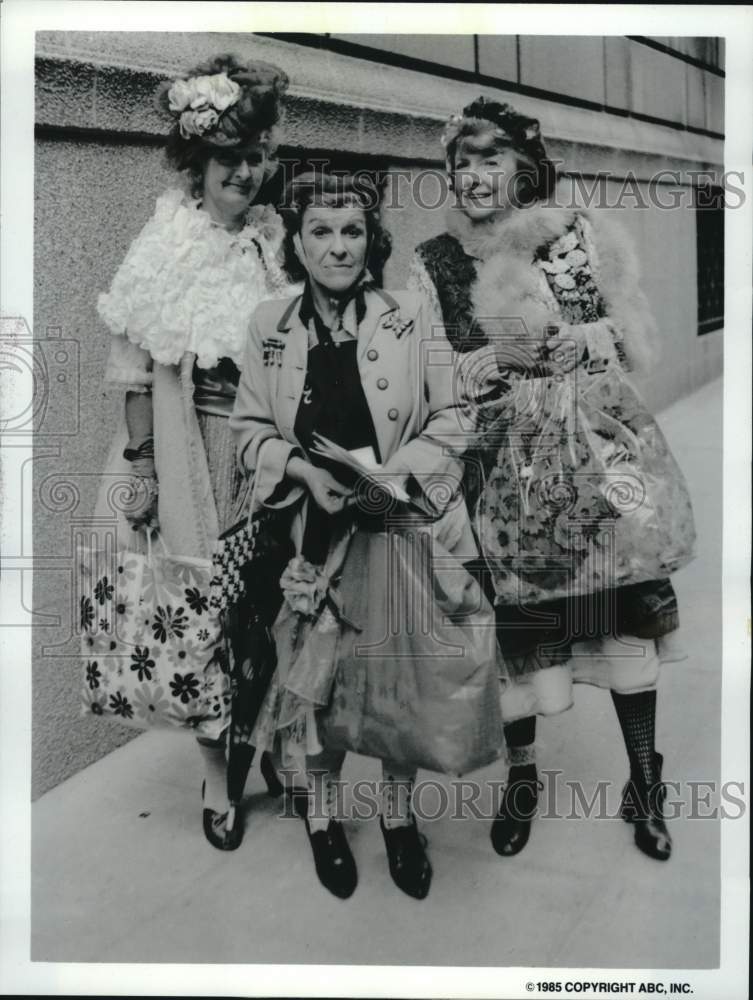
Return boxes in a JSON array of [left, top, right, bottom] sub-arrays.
[[276, 284, 401, 358]]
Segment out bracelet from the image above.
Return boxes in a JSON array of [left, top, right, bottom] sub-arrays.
[[133, 476, 159, 501], [123, 436, 155, 462]]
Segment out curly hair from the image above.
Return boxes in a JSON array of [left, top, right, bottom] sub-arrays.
[[443, 97, 556, 205], [155, 53, 288, 196], [279, 171, 392, 285]]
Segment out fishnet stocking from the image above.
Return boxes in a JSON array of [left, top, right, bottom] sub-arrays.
[[610, 689, 658, 785]]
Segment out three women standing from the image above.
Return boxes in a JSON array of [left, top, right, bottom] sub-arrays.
[[94, 57, 695, 892]]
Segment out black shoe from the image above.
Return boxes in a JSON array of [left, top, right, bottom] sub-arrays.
[[490, 763, 539, 857], [380, 816, 432, 900], [201, 780, 244, 852], [619, 752, 672, 861], [304, 818, 358, 899]]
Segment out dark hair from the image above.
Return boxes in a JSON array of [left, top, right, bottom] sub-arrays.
[[444, 97, 556, 205], [155, 53, 288, 197], [279, 171, 392, 284]]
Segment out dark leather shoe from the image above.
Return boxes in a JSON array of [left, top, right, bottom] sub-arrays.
[[490, 764, 539, 857], [380, 817, 432, 900], [304, 818, 358, 899], [619, 752, 672, 861], [201, 781, 244, 852]]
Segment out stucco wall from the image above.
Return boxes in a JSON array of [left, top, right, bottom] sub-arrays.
[[32, 138, 176, 798], [32, 31, 724, 797]]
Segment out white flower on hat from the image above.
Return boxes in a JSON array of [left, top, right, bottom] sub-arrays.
[[179, 107, 219, 139], [190, 73, 240, 112], [167, 72, 241, 122], [167, 78, 193, 112], [440, 113, 464, 148]]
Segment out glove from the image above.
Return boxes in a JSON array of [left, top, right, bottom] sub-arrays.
[[124, 456, 159, 531], [545, 322, 589, 374]]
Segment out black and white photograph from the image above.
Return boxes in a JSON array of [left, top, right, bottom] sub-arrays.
[[0, 2, 750, 997]]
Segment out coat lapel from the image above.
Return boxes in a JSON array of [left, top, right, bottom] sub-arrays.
[[274, 295, 308, 442], [356, 287, 401, 365]]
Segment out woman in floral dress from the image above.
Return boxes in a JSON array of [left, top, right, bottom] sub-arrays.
[[409, 97, 695, 862], [94, 54, 297, 851]]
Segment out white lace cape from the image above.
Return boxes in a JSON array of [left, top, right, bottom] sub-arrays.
[[97, 188, 294, 370]]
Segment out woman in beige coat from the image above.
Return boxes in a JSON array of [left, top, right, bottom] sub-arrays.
[[230, 171, 485, 901]]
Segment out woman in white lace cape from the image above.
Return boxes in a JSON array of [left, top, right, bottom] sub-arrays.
[[94, 54, 298, 852]]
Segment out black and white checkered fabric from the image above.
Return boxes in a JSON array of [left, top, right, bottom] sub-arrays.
[[209, 518, 259, 615]]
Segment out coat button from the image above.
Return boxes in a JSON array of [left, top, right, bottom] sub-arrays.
[[377, 377, 389, 390], [367, 349, 379, 361], [387, 408, 399, 421]]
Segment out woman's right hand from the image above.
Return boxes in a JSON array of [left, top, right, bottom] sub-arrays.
[[125, 457, 160, 531], [286, 457, 353, 514]]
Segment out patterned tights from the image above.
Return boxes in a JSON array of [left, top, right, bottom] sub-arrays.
[[611, 689, 660, 785]]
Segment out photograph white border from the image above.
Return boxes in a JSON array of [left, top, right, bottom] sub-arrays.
[[1, 2, 750, 996]]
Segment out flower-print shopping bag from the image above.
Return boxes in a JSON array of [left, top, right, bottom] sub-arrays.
[[79, 530, 230, 740]]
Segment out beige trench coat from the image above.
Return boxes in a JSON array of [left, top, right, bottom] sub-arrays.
[[230, 286, 478, 560]]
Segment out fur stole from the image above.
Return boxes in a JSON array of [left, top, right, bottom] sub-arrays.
[[446, 203, 656, 373]]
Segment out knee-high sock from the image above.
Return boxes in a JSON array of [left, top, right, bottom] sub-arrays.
[[196, 736, 228, 814], [381, 760, 418, 829], [504, 715, 537, 767], [306, 748, 346, 833], [610, 689, 659, 786]]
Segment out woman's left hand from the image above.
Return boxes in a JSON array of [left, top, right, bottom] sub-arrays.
[[546, 323, 588, 374]]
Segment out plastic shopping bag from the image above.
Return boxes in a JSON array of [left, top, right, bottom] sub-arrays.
[[78, 531, 230, 739], [477, 364, 697, 605], [318, 527, 506, 776]]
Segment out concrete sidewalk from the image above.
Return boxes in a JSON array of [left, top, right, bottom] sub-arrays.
[[31, 378, 722, 968]]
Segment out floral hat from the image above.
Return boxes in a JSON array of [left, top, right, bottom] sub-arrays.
[[155, 54, 289, 158]]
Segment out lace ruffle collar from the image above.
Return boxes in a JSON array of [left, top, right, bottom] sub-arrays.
[[97, 188, 293, 369]]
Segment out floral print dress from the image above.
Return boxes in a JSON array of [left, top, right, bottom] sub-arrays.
[[411, 209, 696, 720]]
